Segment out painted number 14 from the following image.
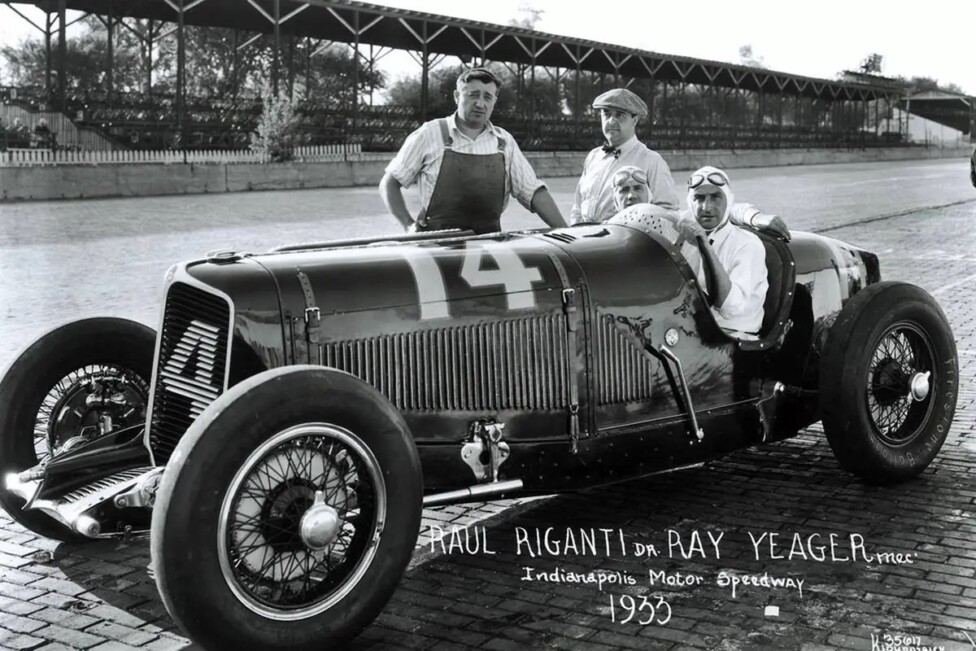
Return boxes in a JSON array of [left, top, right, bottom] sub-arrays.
[[399, 241, 544, 320]]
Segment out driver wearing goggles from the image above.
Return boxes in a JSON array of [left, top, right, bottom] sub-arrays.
[[675, 166, 768, 339]]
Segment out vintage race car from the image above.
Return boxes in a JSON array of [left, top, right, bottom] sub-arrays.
[[0, 220, 958, 650]]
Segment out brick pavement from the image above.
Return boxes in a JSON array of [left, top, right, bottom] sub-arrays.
[[2, 200, 975, 650]]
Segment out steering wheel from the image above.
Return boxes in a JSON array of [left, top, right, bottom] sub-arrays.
[[694, 235, 719, 307]]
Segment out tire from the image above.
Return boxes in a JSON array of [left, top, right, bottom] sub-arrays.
[[151, 366, 423, 651], [820, 282, 958, 483], [0, 317, 156, 540]]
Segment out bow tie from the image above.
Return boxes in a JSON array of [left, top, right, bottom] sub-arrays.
[[601, 144, 620, 157]]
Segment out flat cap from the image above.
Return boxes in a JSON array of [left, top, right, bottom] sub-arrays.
[[592, 88, 648, 118]]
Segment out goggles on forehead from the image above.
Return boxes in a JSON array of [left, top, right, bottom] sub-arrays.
[[687, 171, 729, 189], [613, 168, 649, 187]]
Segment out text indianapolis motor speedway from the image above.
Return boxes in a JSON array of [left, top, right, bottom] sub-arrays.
[[517, 566, 806, 598]]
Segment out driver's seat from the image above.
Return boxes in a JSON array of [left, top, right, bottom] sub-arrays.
[[737, 232, 796, 352]]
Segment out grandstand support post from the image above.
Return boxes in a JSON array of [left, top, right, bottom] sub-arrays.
[[874, 96, 880, 136], [777, 92, 783, 148], [57, 0, 66, 113], [678, 82, 686, 149], [730, 87, 737, 150], [106, 7, 115, 96], [420, 22, 429, 123], [661, 81, 668, 139], [44, 12, 53, 105], [145, 22, 155, 95], [529, 48, 536, 141], [233, 31, 240, 99], [646, 79, 655, 142], [273, 0, 281, 96], [573, 48, 581, 141], [352, 11, 360, 134], [176, 0, 186, 162], [287, 35, 296, 98]]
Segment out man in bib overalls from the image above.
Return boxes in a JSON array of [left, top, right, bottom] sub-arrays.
[[380, 68, 567, 234]]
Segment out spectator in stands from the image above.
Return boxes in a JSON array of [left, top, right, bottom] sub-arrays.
[[32, 118, 54, 149], [676, 165, 768, 339], [379, 67, 567, 234], [572, 88, 681, 223]]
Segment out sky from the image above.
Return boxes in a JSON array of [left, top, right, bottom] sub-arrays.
[[0, 0, 973, 95]]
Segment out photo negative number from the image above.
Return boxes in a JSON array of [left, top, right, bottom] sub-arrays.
[[400, 242, 544, 320]]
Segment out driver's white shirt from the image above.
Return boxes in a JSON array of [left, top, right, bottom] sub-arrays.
[[698, 220, 768, 336]]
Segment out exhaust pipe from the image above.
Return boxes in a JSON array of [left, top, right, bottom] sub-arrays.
[[423, 479, 523, 507]]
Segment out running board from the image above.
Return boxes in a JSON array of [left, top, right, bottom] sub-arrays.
[[423, 479, 523, 507]]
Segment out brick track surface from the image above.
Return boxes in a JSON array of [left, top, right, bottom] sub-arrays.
[[1, 158, 975, 650]]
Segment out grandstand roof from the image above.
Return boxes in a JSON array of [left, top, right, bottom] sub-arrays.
[[8, 0, 900, 101], [902, 91, 974, 135]]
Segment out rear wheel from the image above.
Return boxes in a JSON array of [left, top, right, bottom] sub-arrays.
[[820, 282, 957, 483], [152, 366, 422, 651], [0, 318, 155, 541]]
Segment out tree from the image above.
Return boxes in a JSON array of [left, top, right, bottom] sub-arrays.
[[0, 16, 174, 94], [738, 44, 767, 69], [303, 43, 386, 107], [898, 75, 963, 94], [508, 2, 544, 29]]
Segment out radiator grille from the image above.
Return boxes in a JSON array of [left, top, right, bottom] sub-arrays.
[[594, 314, 657, 404], [149, 282, 231, 463], [320, 315, 570, 411], [61, 468, 151, 505]]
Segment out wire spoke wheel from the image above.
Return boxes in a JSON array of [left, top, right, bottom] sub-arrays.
[[0, 318, 156, 541], [820, 281, 957, 483], [864, 323, 934, 446], [34, 364, 149, 462], [218, 423, 386, 621]]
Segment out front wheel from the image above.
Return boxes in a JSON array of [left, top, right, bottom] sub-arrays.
[[151, 366, 423, 651], [820, 282, 958, 483], [0, 317, 155, 541]]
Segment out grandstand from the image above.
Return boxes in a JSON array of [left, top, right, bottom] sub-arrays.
[[1, 0, 971, 156]]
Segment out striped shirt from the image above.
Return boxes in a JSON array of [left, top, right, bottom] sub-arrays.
[[386, 114, 546, 213]]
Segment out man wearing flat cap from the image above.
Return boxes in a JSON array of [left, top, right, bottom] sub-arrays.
[[571, 88, 680, 224]]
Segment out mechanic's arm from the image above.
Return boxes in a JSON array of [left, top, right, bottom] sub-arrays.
[[508, 138, 568, 229], [378, 172, 415, 230], [729, 203, 790, 241], [530, 188, 568, 229]]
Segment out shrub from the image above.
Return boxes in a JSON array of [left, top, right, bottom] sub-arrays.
[[250, 85, 300, 162]]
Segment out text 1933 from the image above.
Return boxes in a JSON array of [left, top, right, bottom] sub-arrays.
[[607, 594, 672, 626]]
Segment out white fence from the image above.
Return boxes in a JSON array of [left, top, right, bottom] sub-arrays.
[[0, 143, 364, 166]]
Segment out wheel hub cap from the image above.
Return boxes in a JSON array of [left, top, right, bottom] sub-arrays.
[[909, 371, 931, 402], [299, 491, 340, 551]]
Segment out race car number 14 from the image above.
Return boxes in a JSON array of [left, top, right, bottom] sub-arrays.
[[399, 242, 544, 319]]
